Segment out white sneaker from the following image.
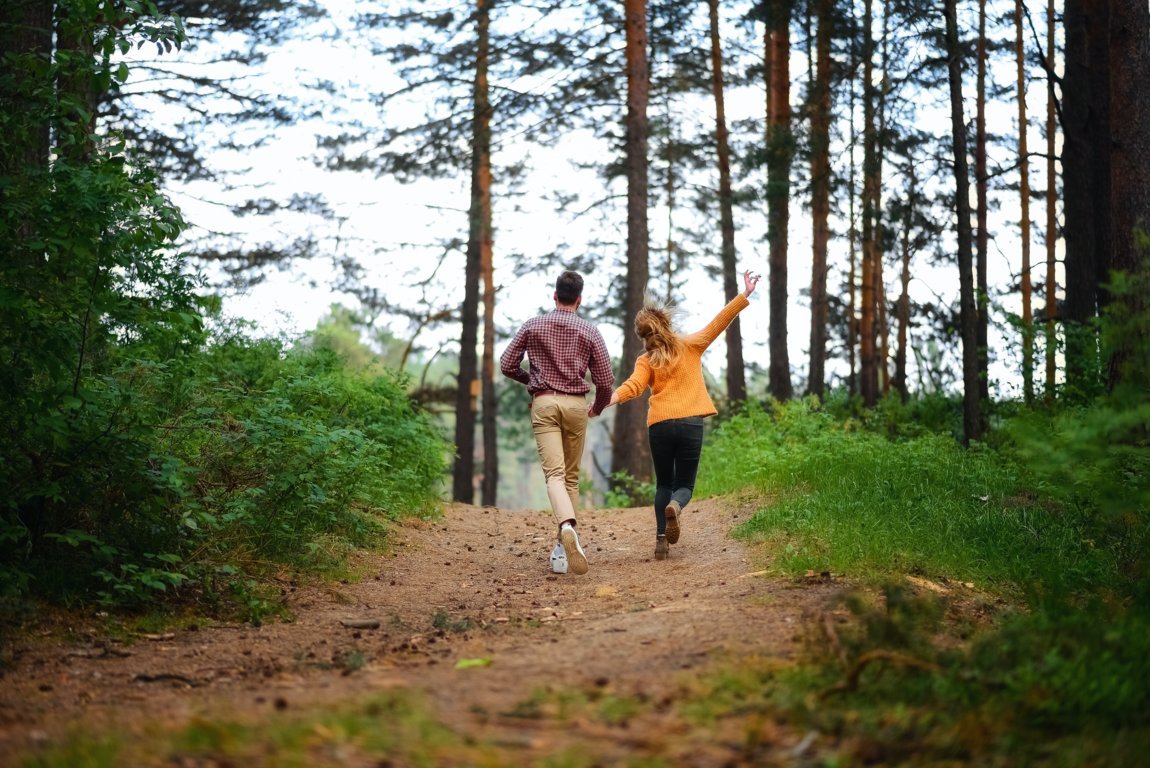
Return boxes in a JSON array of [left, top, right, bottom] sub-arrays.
[[549, 540, 568, 573], [559, 523, 588, 575]]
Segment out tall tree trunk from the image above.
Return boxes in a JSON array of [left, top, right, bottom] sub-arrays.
[[763, 6, 772, 189], [848, 30, 859, 398], [859, 0, 879, 407], [807, 0, 832, 398], [612, 0, 653, 487], [876, 0, 891, 397], [975, 0, 990, 421], [452, 0, 491, 504], [766, 0, 793, 401], [474, 0, 498, 507], [944, 0, 981, 444], [55, 2, 99, 162], [1016, 0, 1034, 404], [708, 0, 746, 405], [1086, 0, 1112, 312], [1044, 0, 1058, 403], [1062, 0, 1109, 396], [894, 159, 916, 401], [662, 104, 676, 302], [1107, 0, 1150, 391], [0, 0, 52, 238], [874, 0, 892, 395]]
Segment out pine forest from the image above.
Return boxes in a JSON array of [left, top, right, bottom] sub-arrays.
[[2, 0, 1148, 764]]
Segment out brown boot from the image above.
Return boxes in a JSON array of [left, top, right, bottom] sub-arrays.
[[665, 500, 681, 544], [654, 534, 669, 560]]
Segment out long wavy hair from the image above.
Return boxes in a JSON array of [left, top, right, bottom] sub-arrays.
[[634, 303, 684, 369]]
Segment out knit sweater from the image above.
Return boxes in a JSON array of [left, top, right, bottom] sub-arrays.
[[614, 294, 750, 426]]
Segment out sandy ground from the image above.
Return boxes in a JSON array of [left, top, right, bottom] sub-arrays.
[[0, 497, 849, 765]]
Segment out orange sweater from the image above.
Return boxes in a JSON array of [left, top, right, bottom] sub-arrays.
[[614, 294, 750, 426]]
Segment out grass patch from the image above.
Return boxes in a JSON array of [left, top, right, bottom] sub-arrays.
[[699, 399, 1119, 597], [20, 690, 483, 768], [694, 395, 1150, 765]]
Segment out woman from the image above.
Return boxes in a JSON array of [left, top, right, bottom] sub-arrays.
[[601, 270, 760, 560]]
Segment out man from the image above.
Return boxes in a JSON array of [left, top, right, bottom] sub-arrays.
[[500, 270, 614, 575]]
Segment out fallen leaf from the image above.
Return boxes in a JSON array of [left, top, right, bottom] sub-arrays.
[[454, 658, 493, 669]]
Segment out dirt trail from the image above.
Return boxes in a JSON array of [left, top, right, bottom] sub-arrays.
[[0, 498, 844, 764]]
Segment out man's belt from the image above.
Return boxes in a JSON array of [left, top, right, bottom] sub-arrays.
[[533, 389, 581, 398]]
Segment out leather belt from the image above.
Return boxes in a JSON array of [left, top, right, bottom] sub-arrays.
[[533, 389, 579, 398]]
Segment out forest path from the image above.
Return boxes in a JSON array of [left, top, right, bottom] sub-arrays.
[[0, 498, 845, 765]]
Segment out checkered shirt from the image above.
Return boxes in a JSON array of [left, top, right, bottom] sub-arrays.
[[500, 308, 615, 415]]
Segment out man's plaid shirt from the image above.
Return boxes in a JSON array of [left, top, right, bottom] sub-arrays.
[[500, 307, 615, 415]]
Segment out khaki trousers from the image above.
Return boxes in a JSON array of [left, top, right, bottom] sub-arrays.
[[530, 393, 587, 527]]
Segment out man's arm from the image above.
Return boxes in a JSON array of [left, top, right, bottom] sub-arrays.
[[587, 329, 615, 416], [500, 326, 531, 385]]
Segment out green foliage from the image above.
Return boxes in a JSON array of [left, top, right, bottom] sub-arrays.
[[964, 602, 1150, 729], [603, 471, 656, 508], [1, 332, 448, 610], [697, 363, 1150, 761], [699, 397, 1127, 597], [770, 587, 1150, 766], [1003, 264, 1150, 597], [0, 3, 448, 618], [1, 0, 200, 609]]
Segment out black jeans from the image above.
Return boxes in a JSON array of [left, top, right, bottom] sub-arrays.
[[648, 416, 705, 535]]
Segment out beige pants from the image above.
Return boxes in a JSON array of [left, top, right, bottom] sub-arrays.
[[530, 393, 588, 527]]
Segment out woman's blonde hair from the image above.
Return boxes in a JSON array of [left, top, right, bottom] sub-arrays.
[[634, 303, 683, 369]]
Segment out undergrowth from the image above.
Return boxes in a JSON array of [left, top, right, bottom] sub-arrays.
[[0, 330, 448, 622], [694, 386, 1149, 765]]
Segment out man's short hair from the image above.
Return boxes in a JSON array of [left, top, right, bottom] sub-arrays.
[[555, 271, 584, 305]]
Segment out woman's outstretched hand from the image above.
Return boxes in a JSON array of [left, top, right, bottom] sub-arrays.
[[742, 270, 762, 298]]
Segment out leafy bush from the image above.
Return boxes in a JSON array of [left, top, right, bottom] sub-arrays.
[[1, 3, 448, 616], [0, 331, 448, 611], [603, 470, 656, 508], [154, 335, 448, 559], [995, 263, 1150, 605], [964, 602, 1150, 729]]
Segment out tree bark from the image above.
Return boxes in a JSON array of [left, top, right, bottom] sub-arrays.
[[807, 0, 832, 399], [975, 0, 990, 421], [876, 0, 891, 396], [1061, 0, 1110, 395], [859, 0, 879, 407], [848, 31, 859, 398], [1016, 0, 1034, 404], [708, 0, 746, 406], [661, 101, 676, 302], [474, 0, 498, 507], [894, 160, 916, 401], [451, 0, 490, 504], [612, 0, 653, 488], [1044, 0, 1058, 403], [0, 0, 52, 199], [766, 0, 793, 401], [55, 1, 99, 162], [943, 0, 982, 444], [1107, 0, 1150, 390]]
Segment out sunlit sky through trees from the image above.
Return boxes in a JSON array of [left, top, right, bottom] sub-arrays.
[[120, 0, 1059, 400]]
